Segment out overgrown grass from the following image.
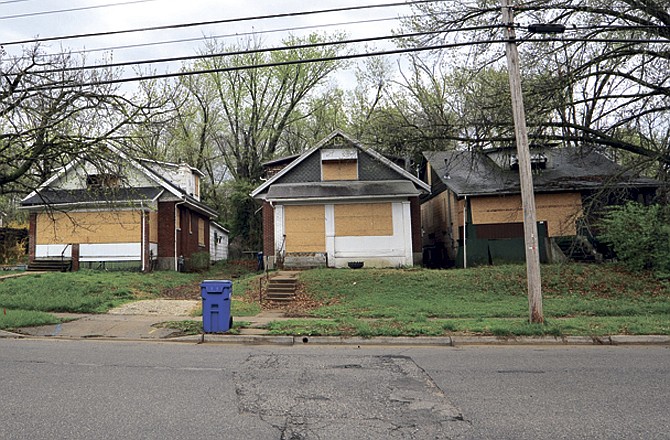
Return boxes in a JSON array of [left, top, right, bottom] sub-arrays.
[[154, 320, 252, 336], [2, 262, 668, 337], [0, 270, 200, 314], [274, 264, 670, 336], [0, 309, 60, 330], [0, 261, 262, 328]]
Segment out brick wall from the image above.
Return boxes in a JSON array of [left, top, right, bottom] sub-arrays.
[[262, 201, 275, 257], [410, 197, 422, 252], [157, 202, 176, 258], [410, 197, 423, 266], [28, 213, 37, 263]]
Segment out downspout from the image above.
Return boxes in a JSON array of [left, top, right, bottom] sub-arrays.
[[141, 201, 145, 272], [463, 196, 468, 269], [174, 199, 186, 271]]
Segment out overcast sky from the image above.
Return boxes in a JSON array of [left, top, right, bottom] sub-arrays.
[[1, 0, 413, 90]]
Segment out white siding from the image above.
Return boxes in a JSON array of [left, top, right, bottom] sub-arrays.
[[210, 224, 228, 262]]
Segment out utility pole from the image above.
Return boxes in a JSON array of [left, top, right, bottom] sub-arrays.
[[501, 0, 544, 323]]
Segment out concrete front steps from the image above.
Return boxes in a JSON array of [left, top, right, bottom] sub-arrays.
[[265, 272, 299, 302], [28, 258, 72, 272]]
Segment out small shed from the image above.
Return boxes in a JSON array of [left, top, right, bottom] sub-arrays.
[[210, 221, 229, 263]]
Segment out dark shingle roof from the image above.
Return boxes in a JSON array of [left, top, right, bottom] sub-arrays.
[[21, 187, 163, 207], [424, 148, 661, 197], [265, 181, 422, 201]]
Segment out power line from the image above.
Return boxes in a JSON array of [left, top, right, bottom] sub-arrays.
[[18, 38, 505, 92], [43, 14, 421, 58], [34, 25, 504, 74], [0, 0, 161, 20], [1, 0, 435, 46]]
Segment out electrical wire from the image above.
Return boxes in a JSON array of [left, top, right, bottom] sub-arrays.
[[17, 33, 666, 93], [17, 38, 503, 92], [33, 24, 504, 74], [42, 14, 424, 58], [0, 0, 162, 20], [1, 0, 437, 46]]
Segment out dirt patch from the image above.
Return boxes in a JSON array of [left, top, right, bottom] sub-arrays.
[[261, 281, 336, 317], [160, 282, 201, 300], [109, 299, 199, 316]]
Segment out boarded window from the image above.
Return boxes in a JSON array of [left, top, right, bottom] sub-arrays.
[[322, 159, 358, 181], [334, 203, 393, 237], [198, 218, 205, 246], [36, 211, 141, 245], [284, 205, 325, 252], [470, 193, 582, 237], [86, 174, 119, 189]]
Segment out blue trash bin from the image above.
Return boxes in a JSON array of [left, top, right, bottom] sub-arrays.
[[201, 280, 233, 333]]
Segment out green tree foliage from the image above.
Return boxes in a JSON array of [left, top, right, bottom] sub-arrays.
[[220, 180, 264, 257], [404, 0, 670, 178], [599, 202, 670, 275]]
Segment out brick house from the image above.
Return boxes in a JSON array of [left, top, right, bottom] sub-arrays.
[[252, 131, 430, 269], [20, 148, 220, 271]]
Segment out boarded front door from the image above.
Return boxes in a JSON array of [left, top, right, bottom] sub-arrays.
[[284, 205, 325, 252]]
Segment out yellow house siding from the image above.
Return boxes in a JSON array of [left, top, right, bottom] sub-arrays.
[[284, 205, 325, 252], [36, 211, 141, 244], [334, 203, 393, 237], [322, 160, 358, 181], [470, 193, 583, 237]]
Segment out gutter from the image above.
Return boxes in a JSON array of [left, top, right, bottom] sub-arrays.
[[262, 194, 422, 204], [174, 199, 186, 272]]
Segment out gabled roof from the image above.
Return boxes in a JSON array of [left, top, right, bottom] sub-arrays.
[[251, 130, 430, 200], [424, 147, 661, 197], [20, 145, 218, 217]]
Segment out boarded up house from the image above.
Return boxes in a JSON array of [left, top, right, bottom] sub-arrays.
[[20, 148, 220, 271], [252, 131, 430, 269], [421, 146, 660, 267]]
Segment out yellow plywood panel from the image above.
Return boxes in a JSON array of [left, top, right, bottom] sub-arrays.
[[335, 203, 393, 237], [471, 192, 583, 237], [150, 212, 158, 243], [285, 205, 325, 252], [322, 160, 358, 181], [37, 211, 141, 245]]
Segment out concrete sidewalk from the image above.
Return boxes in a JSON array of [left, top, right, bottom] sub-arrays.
[[1, 300, 669, 346]]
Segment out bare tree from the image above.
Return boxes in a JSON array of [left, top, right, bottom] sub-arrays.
[[403, 0, 670, 175], [0, 45, 159, 194], [191, 33, 347, 181]]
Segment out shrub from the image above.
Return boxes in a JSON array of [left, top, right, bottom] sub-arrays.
[[187, 252, 211, 272], [598, 202, 670, 275]]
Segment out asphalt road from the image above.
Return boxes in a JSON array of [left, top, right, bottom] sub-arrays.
[[1, 340, 668, 439]]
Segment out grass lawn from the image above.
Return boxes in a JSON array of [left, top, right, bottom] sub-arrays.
[[0, 262, 262, 331], [262, 264, 670, 337], [1, 262, 668, 337]]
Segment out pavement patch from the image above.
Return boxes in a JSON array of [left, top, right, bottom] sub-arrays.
[[233, 354, 469, 439]]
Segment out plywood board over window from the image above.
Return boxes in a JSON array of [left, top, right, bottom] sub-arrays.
[[284, 205, 325, 252], [335, 203, 393, 237], [198, 218, 205, 246], [36, 211, 141, 244], [322, 160, 358, 181]]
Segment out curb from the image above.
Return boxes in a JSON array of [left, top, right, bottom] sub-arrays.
[[3, 330, 669, 346], [170, 334, 670, 346], [0, 330, 24, 339]]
